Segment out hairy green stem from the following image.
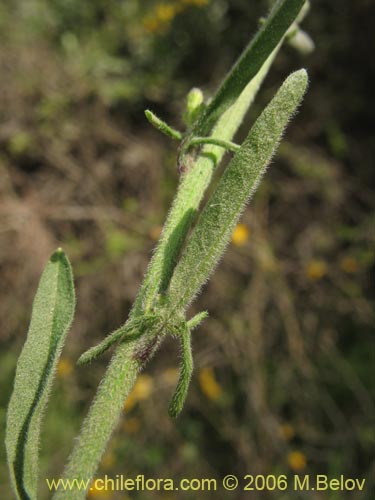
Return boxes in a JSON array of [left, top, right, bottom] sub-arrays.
[[53, 342, 141, 500], [188, 137, 240, 153]]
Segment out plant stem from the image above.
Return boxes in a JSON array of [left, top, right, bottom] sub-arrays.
[[188, 137, 240, 153], [53, 341, 141, 500]]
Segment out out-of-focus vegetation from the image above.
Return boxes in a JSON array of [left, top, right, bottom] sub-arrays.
[[0, 1, 373, 499]]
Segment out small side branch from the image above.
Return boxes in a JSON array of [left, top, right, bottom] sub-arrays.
[[145, 110, 182, 140], [188, 137, 240, 153]]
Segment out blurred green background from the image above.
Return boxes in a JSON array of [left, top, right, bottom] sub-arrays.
[[0, 1, 373, 499]]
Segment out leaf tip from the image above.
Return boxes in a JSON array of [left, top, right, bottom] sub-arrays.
[[51, 247, 66, 262], [77, 353, 89, 366], [168, 400, 181, 419], [77, 348, 96, 366], [289, 68, 309, 93], [295, 67, 308, 80]]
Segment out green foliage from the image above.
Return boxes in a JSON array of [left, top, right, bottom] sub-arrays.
[[168, 70, 308, 310], [6, 249, 75, 500], [191, 0, 306, 137], [80, 1, 308, 359], [2, 1, 373, 497], [6, 1, 311, 498], [135, 2, 308, 317], [52, 2, 309, 496], [168, 325, 193, 418]]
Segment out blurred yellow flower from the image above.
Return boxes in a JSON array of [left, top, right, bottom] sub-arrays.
[[161, 367, 180, 385], [123, 417, 141, 434], [87, 483, 111, 498], [231, 223, 250, 246], [57, 358, 73, 378], [287, 450, 307, 471], [100, 451, 115, 470], [133, 374, 154, 399], [155, 3, 177, 22], [279, 423, 295, 441], [340, 256, 359, 274], [143, 0, 209, 34], [124, 374, 154, 412], [124, 393, 137, 412], [306, 259, 327, 280], [143, 17, 160, 33], [199, 367, 223, 401]]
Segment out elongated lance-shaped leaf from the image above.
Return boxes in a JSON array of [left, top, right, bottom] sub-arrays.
[[167, 70, 308, 311], [190, 0, 306, 138], [168, 325, 193, 418], [133, 39, 293, 317], [6, 249, 75, 500]]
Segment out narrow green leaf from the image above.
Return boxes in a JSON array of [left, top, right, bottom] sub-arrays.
[[6, 249, 75, 500], [168, 325, 193, 418], [168, 70, 308, 310], [192, 0, 306, 136], [145, 109, 182, 140], [187, 311, 208, 330]]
